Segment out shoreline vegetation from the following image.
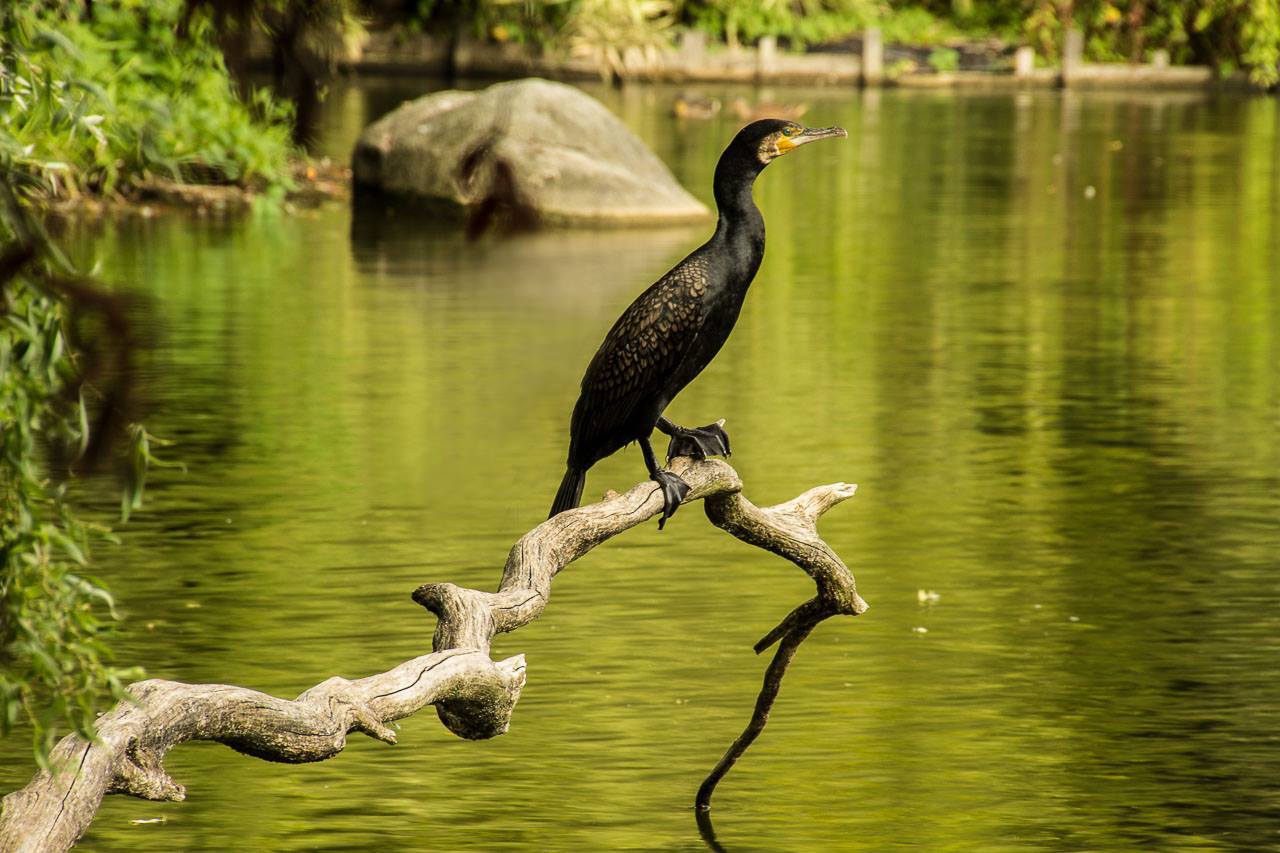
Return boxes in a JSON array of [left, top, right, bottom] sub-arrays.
[[1, 2, 350, 218], [41, 159, 351, 220], [304, 25, 1259, 89], [3, 1, 1278, 217], [2, 2, 289, 212]]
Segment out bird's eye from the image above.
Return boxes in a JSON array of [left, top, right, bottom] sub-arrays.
[[782, 127, 795, 137]]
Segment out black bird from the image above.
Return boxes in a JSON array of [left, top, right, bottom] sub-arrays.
[[549, 119, 847, 527]]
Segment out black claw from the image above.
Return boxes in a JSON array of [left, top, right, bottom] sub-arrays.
[[666, 422, 732, 463], [652, 470, 690, 530]]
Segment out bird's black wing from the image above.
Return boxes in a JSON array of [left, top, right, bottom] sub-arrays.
[[571, 256, 710, 455]]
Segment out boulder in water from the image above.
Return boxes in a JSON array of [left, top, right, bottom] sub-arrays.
[[352, 78, 710, 225]]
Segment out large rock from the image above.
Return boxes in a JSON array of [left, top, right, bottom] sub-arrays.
[[352, 78, 710, 224]]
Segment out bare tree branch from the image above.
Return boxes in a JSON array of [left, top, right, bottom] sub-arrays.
[[696, 478, 866, 810], [1, 456, 866, 852]]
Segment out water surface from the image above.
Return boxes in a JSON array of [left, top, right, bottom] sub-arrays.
[[4, 82, 1279, 851]]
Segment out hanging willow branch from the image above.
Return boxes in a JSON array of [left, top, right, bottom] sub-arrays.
[[0, 455, 866, 852]]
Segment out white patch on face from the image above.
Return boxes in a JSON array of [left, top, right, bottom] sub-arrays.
[[756, 134, 784, 164]]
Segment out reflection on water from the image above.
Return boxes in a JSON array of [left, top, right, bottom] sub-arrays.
[[3, 82, 1279, 852], [697, 808, 730, 853]]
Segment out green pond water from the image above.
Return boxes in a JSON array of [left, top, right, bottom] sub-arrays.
[[4, 81, 1280, 852]]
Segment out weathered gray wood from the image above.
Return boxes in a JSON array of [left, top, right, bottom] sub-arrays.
[[1, 456, 865, 851], [0, 652, 525, 853], [696, 479, 865, 807]]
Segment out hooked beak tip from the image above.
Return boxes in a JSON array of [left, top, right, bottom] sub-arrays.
[[794, 126, 848, 146]]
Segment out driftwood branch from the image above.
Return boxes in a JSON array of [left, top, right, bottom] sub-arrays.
[[1, 456, 866, 852], [696, 479, 865, 809]]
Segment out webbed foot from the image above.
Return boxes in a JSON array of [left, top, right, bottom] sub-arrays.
[[664, 421, 731, 463], [652, 470, 690, 530]]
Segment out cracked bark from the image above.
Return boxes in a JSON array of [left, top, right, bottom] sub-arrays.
[[0, 456, 866, 852]]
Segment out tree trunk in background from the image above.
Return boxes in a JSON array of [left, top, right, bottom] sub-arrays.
[[1127, 0, 1147, 63]]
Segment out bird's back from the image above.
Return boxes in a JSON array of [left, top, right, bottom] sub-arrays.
[[568, 250, 716, 467]]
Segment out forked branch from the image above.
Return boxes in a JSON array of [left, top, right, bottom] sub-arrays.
[[1, 456, 866, 852]]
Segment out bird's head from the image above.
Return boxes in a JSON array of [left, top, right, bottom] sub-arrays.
[[733, 118, 848, 166]]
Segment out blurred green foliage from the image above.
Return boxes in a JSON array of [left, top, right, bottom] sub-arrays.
[[998, 0, 1280, 82], [567, 0, 677, 76], [408, 0, 575, 42], [927, 44, 961, 70], [396, 0, 1278, 84], [0, 172, 166, 766], [0, 0, 297, 202], [683, 0, 880, 49], [0, 2, 205, 765]]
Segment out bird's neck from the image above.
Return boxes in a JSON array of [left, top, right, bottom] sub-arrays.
[[711, 155, 765, 276]]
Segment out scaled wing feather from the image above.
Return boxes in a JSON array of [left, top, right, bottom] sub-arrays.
[[571, 257, 710, 455]]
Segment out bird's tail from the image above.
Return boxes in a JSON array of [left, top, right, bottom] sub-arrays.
[[549, 468, 587, 518]]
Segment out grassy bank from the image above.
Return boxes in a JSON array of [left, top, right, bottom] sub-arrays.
[[1, 1, 298, 207]]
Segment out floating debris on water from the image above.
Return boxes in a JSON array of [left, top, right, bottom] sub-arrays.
[[917, 589, 941, 605]]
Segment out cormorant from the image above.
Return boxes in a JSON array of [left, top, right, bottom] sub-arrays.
[[549, 118, 847, 527]]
